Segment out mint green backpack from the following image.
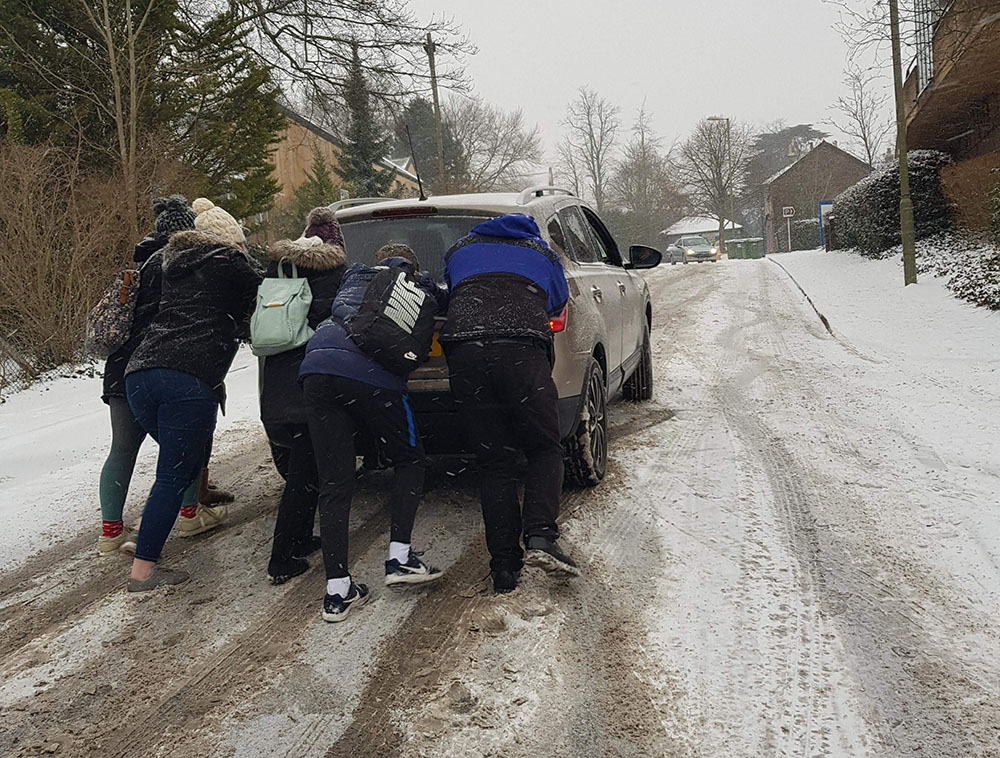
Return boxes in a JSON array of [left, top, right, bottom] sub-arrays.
[[250, 259, 314, 356]]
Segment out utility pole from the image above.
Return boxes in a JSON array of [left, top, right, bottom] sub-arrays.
[[424, 32, 446, 193], [889, 0, 918, 285]]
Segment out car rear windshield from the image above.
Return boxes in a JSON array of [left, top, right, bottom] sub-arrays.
[[339, 214, 494, 283]]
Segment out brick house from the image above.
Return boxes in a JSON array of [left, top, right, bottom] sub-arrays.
[[903, 0, 1000, 232], [763, 141, 871, 253]]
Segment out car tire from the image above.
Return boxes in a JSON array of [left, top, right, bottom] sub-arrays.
[[622, 327, 653, 402], [563, 358, 608, 488]]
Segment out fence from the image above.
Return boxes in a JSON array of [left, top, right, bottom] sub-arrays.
[[0, 333, 35, 399]]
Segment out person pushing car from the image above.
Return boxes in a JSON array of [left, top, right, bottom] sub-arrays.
[[441, 213, 578, 593]]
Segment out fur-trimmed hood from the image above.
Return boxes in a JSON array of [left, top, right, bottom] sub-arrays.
[[268, 235, 346, 271], [161, 229, 245, 280]]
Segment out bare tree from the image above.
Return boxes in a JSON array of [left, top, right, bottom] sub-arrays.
[[556, 135, 583, 197], [829, 66, 894, 167], [187, 0, 474, 106], [675, 118, 755, 246], [559, 87, 620, 212], [2, 0, 163, 239], [611, 107, 687, 245], [443, 95, 542, 192]]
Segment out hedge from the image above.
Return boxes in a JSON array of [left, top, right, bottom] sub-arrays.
[[833, 150, 952, 258]]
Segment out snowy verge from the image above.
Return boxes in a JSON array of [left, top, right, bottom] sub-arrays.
[[0, 347, 263, 571], [832, 231, 1000, 310]]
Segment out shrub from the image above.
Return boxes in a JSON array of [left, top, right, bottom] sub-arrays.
[[790, 218, 820, 251], [990, 168, 1000, 244], [911, 231, 1000, 310], [833, 150, 952, 257], [0, 144, 133, 371]]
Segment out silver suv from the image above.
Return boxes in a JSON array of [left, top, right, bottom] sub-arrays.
[[332, 187, 661, 486]]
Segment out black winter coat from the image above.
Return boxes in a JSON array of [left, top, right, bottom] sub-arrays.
[[102, 233, 167, 402], [259, 237, 347, 432], [125, 230, 261, 406]]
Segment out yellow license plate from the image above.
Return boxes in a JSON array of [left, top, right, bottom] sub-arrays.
[[430, 333, 443, 357]]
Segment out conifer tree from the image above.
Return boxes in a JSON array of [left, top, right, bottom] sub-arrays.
[[274, 146, 340, 239], [339, 44, 395, 198]]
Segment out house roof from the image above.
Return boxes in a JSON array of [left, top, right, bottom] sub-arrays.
[[763, 140, 869, 186], [278, 104, 419, 182], [660, 216, 742, 237]]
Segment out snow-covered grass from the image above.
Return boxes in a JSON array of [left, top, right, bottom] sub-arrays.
[[0, 347, 263, 570], [832, 231, 1000, 310]]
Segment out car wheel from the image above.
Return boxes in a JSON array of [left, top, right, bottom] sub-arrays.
[[622, 327, 653, 402], [564, 358, 608, 487]]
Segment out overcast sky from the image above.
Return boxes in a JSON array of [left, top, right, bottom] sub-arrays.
[[408, 0, 874, 164]]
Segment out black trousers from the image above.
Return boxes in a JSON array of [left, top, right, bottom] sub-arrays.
[[265, 422, 318, 565], [302, 374, 426, 580], [446, 339, 563, 572]]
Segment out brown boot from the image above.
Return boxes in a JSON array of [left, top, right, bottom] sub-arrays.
[[198, 467, 234, 505]]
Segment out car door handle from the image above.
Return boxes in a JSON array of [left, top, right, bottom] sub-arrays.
[[617, 282, 627, 296], [591, 285, 603, 302]]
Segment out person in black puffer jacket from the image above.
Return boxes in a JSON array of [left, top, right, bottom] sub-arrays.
[[260, 208, 347, 585], [96, 195, 200, 557], [123, 198, 261, 592]]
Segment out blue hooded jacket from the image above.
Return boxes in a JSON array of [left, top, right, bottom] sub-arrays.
[[440, 213, 569, 344], [299, 257, 444, 393]]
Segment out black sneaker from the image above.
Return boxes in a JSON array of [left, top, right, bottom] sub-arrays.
[[524, 536, 580, 577], [385, 550, 443, 587], [267, 557, 309, 585], [291, 535, 322, 559], [491, 569, 520, 594], [322, 582, 371, 623]]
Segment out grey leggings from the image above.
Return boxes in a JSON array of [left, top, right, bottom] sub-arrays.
[[99, 396, 198, 522]]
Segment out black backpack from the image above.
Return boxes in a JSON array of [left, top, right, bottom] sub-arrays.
[[345, 265, 439, 376]]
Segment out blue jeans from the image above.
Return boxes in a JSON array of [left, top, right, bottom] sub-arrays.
[[126, 369, 218, 562]]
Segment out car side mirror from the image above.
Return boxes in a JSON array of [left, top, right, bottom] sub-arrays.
[[626, 245, 662, 270]]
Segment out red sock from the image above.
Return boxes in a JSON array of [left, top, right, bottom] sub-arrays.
[[179, 505, 198, 519], [102, 520, 124, 538]]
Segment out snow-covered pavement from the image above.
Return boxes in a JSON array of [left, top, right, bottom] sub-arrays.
[[1, 256, 999, 757]]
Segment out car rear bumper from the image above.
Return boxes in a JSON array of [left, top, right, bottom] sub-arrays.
[[407, 391, 583, 454]]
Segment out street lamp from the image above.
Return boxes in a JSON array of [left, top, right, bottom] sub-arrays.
[[707, 115, 735, 256]]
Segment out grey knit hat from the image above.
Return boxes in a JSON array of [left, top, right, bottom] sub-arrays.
[[152, 195, 196, 236]]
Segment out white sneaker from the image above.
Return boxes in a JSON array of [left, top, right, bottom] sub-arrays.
[[97, 530, 136, 556], [176, 505, 227, 537]]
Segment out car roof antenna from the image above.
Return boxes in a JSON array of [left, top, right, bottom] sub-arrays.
[[404, 125, 427, 201]]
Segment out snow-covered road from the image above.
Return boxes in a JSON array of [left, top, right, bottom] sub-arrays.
[[2, 255, 999, 757]]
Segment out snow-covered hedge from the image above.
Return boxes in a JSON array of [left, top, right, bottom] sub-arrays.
[[790, 219, 820, 251], [852, 231, 1000, 310], [990, 168, 1000, 244], [833, 150, 952, 258]]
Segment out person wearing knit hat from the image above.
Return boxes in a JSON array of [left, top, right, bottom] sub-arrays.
[[153, 195, 196, 236], [192, 197, 247, 249], [95, 194, 200, 558], [303, 206, 344, 248], [122, 202, 261, 592]]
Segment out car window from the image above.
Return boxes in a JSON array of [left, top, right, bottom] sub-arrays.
[[339, 214, 492, 283], [580, 206, 623, 267], [546, 215, 569, 257], [558, 206, 600, 263]]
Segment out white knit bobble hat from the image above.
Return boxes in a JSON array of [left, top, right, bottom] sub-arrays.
[[192, 197, 246, 247]]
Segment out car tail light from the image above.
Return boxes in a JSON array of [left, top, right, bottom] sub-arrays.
[[549, 306, 567, 333]]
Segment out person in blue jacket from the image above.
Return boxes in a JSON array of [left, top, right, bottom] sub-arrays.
[[440, 213, 578, 594], [299, 243, 447, 623]]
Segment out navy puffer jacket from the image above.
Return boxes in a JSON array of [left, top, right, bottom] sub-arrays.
[[298, 257, 446, 393]]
